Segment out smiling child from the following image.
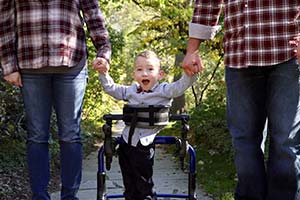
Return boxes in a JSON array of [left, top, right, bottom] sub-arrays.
[[92, 50, 198, 200]]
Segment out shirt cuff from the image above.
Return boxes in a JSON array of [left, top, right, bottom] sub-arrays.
[[1, 62, 18, 76], [98, 72, 109, 81], [182, 72, 198, 83], [189, 22, 222, 40], [97, 46, 112, 64]]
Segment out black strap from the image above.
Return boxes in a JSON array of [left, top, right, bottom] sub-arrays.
[[149, 105, 155, 126], [123, 105, 168, 113], [128, 109, 137, 146], [124, 115, 169, 124]]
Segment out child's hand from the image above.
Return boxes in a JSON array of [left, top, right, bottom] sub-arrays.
[[92, 57, 110, 74]]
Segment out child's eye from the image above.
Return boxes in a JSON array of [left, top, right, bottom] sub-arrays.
[[136, 68, 142, 71]]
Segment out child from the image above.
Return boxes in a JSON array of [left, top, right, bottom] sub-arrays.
[[93, 50, 198, 200]]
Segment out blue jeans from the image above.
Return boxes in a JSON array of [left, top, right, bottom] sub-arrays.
[[21, 68, 87, 200], [226, 58, 300, 200]]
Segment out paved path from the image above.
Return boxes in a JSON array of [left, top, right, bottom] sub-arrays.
[[51, 146, 212, 200], [51, 120, 212, 200]]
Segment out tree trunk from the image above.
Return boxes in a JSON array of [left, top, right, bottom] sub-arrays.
[[170, 54, 186, 114]]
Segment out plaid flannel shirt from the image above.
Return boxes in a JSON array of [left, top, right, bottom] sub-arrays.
[[0, 0, 111, 76], [189, 0, 300, 68]]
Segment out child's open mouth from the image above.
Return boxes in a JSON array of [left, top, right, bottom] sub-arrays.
[[142, 79, 150, 85]]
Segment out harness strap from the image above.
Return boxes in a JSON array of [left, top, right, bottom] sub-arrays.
[[123, 106, 168, 113], [123, 105, 170, 145], [123, 105, 169, 127], [127, 109, 137, 146], [126, 116, 168, 123], [149, 105, 155, 126]]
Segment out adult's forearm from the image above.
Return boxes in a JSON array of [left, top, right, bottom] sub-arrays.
[[0, 0, 18, 76], [186, 38, 203, 54], [81, 0, 111, 63]]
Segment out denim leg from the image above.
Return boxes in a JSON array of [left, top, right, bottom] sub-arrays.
[[226, 58, 300, 200], [226, 67, 268, 200], [59, 142, 82, 200], [52, 68, 87, 200], [21, 74, 53, 200], [26, 143, 51, 200], [265, 59, 300, 200]]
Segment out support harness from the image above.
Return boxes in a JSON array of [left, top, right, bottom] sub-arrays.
[[123, 104, 169, 145], [102, 104, 189, 170]]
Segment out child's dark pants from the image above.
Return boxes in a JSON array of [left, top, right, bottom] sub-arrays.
[[118, 137, 157, 200]]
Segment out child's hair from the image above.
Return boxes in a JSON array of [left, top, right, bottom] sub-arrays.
[[134, 50, 161, 67]]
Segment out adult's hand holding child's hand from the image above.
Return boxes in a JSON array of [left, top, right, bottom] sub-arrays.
[[92, 57, 110, 74], [182, 51, 204, 76], [182, 38, 204, 76], [289, 35, 300, 64]]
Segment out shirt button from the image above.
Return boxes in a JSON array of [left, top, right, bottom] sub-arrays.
[[245, 4, 248, 7]]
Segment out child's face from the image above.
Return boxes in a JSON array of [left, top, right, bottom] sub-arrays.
[[133, 56, 164, 91]]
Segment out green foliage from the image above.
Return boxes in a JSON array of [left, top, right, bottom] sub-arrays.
[[190, 76, 231, 154], [82, 24, 127, 135], [126, 0, 193, 55], [0, 80, 25, 140], [189, 73, 237, 198], [0, 139, 26, 171]]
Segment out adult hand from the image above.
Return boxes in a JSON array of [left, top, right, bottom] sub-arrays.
[[182, 38, 204, 76], [289, 36, 300, 64], [182, 51, 204, 76], [92, 57, 110, 74], [297, 45, 300, 64], [3, 71, 22, 87]]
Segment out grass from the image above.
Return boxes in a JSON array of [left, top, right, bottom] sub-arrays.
[[0, 138, 27, 172], [196, 144, 236, 200]]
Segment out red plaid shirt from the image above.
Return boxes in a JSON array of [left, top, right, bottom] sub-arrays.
[[0, 0, 111, 76], [190, 0, 300, 68]]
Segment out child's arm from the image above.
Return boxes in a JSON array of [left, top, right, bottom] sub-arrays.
[[160, 72, 198, 98], [92, 58, 129, 100], [98, 72, 129, 101]]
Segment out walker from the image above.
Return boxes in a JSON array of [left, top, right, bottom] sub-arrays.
[[96, 105, 197, 200]]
